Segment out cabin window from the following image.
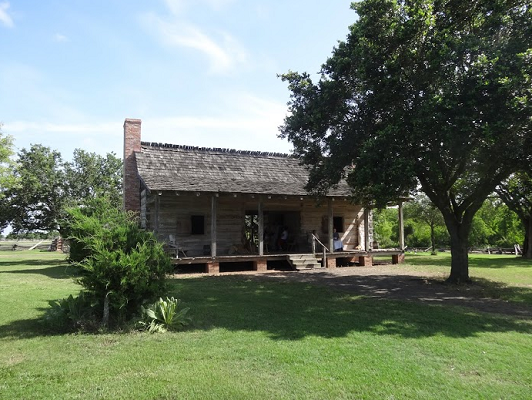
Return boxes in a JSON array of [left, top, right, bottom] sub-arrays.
[[333, 216, 344, 233], [321, 215, 345, 234], [191, 215, 205, 235]]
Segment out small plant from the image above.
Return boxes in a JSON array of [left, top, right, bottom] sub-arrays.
[[44, 292, 98, 332], [139, 297, 190, 333]]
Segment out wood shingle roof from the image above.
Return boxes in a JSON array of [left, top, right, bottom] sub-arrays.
[[135, 142, 352, 197]]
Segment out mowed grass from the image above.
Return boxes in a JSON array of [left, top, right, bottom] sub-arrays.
[[404, 252, 532, 305], [1, 251, 532, 399]]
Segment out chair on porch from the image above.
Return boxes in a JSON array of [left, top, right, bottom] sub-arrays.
[[165, 235, 187, 258], [287, 238, 298, 252]]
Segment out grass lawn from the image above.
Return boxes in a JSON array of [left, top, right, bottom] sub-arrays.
[[1, 251, 532, 399]]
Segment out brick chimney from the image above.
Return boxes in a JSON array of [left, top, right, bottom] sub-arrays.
[[123, 118, 142, 213]]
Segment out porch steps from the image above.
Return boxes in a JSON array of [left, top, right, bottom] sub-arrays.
[[287, 254, 322, 270]]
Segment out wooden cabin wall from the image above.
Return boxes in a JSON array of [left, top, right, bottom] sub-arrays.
[[145, 193, 366, 255]]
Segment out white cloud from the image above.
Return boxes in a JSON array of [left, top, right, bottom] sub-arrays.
[[143, 1, 247, 74], [142, 93, 291, 153], [4, 91, 291, 159], [5, 120, 122, 159], [0, 2, 14, 28], [163, 0, 235, 14], [54, 33, 69, 42], [163, 0, 186, 16]]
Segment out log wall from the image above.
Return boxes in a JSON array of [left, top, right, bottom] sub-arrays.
[[144, 192, 367, 256]]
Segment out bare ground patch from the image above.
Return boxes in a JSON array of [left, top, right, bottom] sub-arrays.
[[175, 265, 532, 318]]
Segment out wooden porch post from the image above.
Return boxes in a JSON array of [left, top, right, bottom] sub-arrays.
[[398, 201, 405, 250], [155, 193, 160, 234], [364, 207, 370, 251], [328, 198, 334, 253], [258, 196, 264, 256], [211, 194, 217, 257]]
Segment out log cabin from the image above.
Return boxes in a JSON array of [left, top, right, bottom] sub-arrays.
[[123, 118, 404, 273]]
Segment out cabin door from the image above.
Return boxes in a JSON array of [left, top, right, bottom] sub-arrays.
[[244, 211, 259, 252]]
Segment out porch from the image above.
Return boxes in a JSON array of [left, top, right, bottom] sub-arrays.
[[171, 249, 405, 274]]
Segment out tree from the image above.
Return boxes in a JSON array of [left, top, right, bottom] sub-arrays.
[[280, 0, 532, 282], [3, 145, 123, 234], [404, 195, 445, 254], [0, 125, 17, 197], [5, 144, 65, 232], [496, 172, 532, 258], [64, 149, 122, 208], [373, 208, 399, 248], [0, 125, 18, 230]]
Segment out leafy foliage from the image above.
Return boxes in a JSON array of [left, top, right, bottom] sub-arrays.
[[280, 0, 532, 282], [4, 144, 66, 232], [0, 125, 17, 205], [497, 172, 532, 258], [63, 149, 122, 209], [61, 198, 173, 327], [44, 292, 98, 332], [373, 208, 399, 248], [139, 297, 190, 333], [2, 145, 122, 234]]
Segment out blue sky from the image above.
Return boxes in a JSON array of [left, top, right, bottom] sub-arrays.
[[1, 1, 357, 160]]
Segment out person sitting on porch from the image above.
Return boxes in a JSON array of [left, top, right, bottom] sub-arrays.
[[333, 228, 343, 252], [279, 226, 289, 251]]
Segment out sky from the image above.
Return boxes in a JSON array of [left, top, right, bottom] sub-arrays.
[[0, 0, 358, 160]]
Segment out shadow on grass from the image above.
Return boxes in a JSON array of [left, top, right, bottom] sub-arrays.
[[0, 262, 78, 279], [470, 277, 532, 305], [3, 272, 532, 341], [0, 315, 56, 339], [164, 275, 532, 341], [406, 253, 532, 269]]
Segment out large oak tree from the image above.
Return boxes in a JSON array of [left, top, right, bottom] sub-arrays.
[[280, 0, 532, 282]]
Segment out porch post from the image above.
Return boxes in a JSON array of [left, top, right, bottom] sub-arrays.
[[211, 194, 217, 257], [398, 200, 405, 250], [328, 198, 334, 253], [155, 193, 160, 234], [364, 207, 370, 251], [258, 196, 264, 256]]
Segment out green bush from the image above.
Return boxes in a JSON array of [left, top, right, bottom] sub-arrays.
[[43, 292, 99, 332], [60, 197, 128, 263], [60, 198, 173, 328]]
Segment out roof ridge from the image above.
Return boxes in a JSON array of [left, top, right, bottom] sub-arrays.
[[140, 141, 292, 158]]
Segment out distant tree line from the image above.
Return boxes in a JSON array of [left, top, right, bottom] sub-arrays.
[[0, 127, 122, 235], [374, 188, 530, 257]]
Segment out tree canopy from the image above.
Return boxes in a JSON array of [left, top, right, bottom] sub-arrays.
[[497, 172, 532, 258], [2, 145, 123, 234], [64, 149, 122, 208], [0, 126, 17, 199], [7, 144, 66, 232], [0, 126, 18, 232], [280, 0, 532, 282]]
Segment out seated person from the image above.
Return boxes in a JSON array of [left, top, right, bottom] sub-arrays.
[[333, 228, 343, 251]]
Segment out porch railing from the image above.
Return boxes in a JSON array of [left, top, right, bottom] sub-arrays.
[[312, 234, 330, 267]]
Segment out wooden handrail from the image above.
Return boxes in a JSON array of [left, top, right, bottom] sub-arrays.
[[312, 234, 330, 253], [312, 234, 330, 268]]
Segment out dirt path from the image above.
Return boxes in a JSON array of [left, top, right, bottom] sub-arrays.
[[220, 265, 532, 318]]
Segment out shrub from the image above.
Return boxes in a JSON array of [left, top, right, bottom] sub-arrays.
[[60, 198, 173, 328], [43, 292, 99, 332]]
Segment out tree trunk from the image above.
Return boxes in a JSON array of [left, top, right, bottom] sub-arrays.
[[523, 217, 532, 259], [445, 219, 472, 284], [102, 294, 110, 328], [430, 222, 436, 255]]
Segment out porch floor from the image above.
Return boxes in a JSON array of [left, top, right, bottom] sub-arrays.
[[171, 249, 405, 274]]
